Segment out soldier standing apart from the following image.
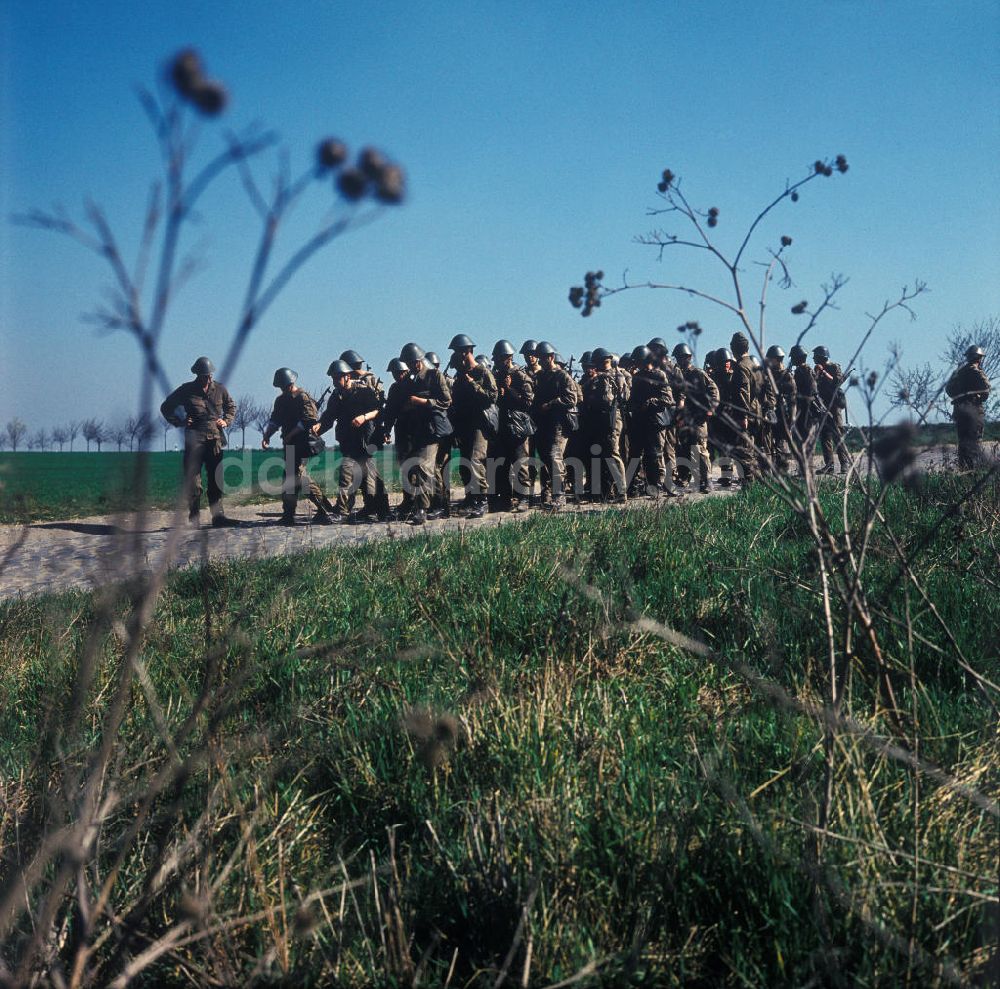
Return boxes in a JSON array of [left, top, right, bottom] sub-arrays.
[[764, 346, 796, 473], [383, 343, 452, 525], [672, 344, 719, 493], [315, 360, 385, 522], [261, 368, 336, 526], [448, 334, 499, 518], [532, 342, 577, 511], [627, 346, 674, 496], [789, 344, 816, 466], [490, 340, 536, 513], [946, 345, 991, 468], [160, 356, 239, 527], [729, 333, 761, 486], [813, 346, 851, 475]]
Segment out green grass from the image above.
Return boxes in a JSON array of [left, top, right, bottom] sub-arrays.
[[1, 474, 997, 986], [0, 449, 399, 523]]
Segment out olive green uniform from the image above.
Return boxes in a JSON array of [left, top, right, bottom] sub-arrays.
[[319, 383, 384, 518], [160, 379, 236, 520], [266, 390, 333, 521], [451, 363, 499, 505], [946, 363, 991, 468], [815, 362, 851, 472], [490, 363, 535, 510], [533, 366, 577, 507], [675, 365, 719, 491], [627, 367, 673, 493]]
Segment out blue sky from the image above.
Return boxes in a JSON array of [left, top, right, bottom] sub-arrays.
[[2, 0, 998, 433]]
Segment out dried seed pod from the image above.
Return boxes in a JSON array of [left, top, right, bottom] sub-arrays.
[[336, 167, 368, 201], [358, 146, 388, 180], [317, 138, 349, 169], [188, 80, 228, 117], [791, 300, 808, 315], [790, 191, 799, 202], [375, 163, 406, 203], [170, 49, 204, 97], [781, 235, 793, 247], [835, 154, 849, 173]]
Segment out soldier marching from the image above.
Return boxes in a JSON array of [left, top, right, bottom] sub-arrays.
[[162, 335, 991, 527]]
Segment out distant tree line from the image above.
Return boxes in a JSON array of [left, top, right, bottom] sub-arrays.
[[0, 396, 270, 452]]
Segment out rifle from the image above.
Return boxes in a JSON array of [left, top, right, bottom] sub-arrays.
[[315, 385, 333, 413]]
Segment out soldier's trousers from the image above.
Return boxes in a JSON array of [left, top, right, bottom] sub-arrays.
[[630, 424, 666, 492], [595, 421, 626, 498], [490, 433, 531, 507], [679, 422, 711, 488], [819, 409, 851, 470], [183, 435, 225, 519], [433, 437, 453, 510], [401, 441, 438, 511], [954, 403, 985, 469], [456, 427, 489, 499], [282, 449, 330, 519], [537, 427, 569, 505], [334, 450, 382, 516]]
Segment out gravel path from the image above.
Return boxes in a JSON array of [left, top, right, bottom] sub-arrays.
[[0, 446, 960, 600]]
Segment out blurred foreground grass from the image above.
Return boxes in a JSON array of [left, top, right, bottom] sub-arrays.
[[1, 473, 997, 985]]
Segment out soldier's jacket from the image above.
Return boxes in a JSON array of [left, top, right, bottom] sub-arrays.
[[674, 366, 720, 426], [319, 383, 383, 448], [354, 370, 385, 403], [533, 366, 577, 429], [729, 355, 759, 419], [581, 372, 619, 415], [711, 371, 738, 437], [945, 364, 991, 406], [613, 367, 632, 405], [160, 379, 235, 441], [793, 364, 817, 413], [815, 363, 846, 409], [628, 367, 674, 428], [383, 367, 452, 446], [773, 366, 797, 420], [451, 363, 499, 420], [495, 363, 534, 414], [268, 389, 319, 444], [760, 364, 779, 417], [380, 379, 410, 446]]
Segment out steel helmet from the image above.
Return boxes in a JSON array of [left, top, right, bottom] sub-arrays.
[[535, 341, 557, 357], [789, 345, 808, 363], [519, 340, 538, 357], [476, 354, 490, 366], [399, 342, 426, 365], [554, 353, 567, 366], [672, 343, 692, 359], [966, 345, 985, 362], [765, 345, 786, 360], [327, 360, 353, 378], [387, 358, 410, 375], [339, 349, 365, 368], [272, 367, 297, 388], [631, 345, 654, 365], [647, 337, 668, 354], [590, 347, 612, 365], [730, 332, 750, 356], [448, 333, 476, 351], [424, 351, 440, 368], [190, 356, 216, 375], [813, 345, 830, 362], [580, 350, 594, 368], [492, 339, 516, 359]]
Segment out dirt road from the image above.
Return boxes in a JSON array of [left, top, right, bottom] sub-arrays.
[[0, 447, 961, 600]]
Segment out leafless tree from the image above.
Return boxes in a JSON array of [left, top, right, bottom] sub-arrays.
[[27, 429, 50, 451], [81, 417, 105, 452], [4, 418, 28, 452], [252, 403, 274, 439], [109, 422, 129, 452], [231, 394, 265, 449], [51, 425, 69, 451], [125, 412, 156, 451], [66, 420, 81, 451]]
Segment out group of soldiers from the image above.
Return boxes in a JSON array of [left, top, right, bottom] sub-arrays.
[[160, 339, 991, 527]]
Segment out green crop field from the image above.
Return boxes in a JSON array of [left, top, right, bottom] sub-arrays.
[[0, 449, 399, 523], [2, 474, 996, 986]]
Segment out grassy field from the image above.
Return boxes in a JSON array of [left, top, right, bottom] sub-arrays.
[[1, 473, 996, 986], [0, 449, 398, 523]]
